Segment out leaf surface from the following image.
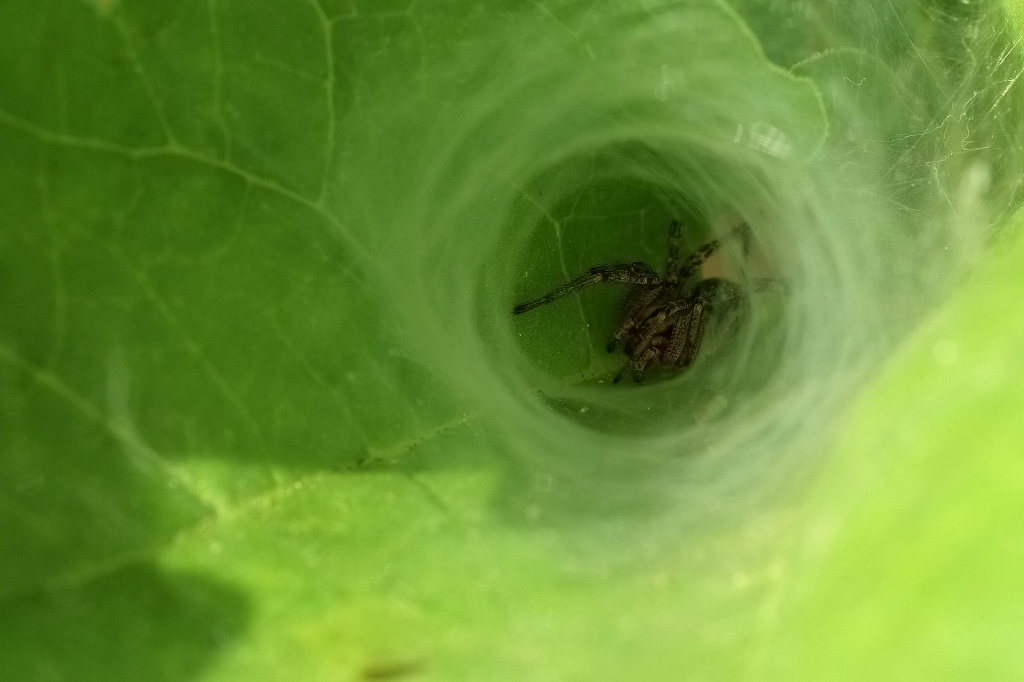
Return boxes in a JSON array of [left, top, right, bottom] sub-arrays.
[[1, 1, 1022, 680]]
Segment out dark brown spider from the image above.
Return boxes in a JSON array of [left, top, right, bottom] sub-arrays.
[[513, 221, 750, 383]]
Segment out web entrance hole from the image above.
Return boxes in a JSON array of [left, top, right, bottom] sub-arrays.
[[506, 142, 791, 434]]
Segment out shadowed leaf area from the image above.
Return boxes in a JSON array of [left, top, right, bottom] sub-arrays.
[[0, 564, 249, 681]]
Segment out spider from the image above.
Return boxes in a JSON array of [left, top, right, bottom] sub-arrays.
[[513, 220, 750, 383]]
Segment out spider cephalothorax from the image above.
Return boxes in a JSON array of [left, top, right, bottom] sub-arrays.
[[513, 221, 749, 383]]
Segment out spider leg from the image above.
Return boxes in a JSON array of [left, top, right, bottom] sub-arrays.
[[606, 283, 664, 352], [673, 222, 753, 282], [612, 346, 660, 384], [616, 299, 689, 382], [678, 278, 745, 367], [513, 262, 661, 315], [662, 303, 695, 367], [675, 237, 720, 281], [681, 297, 709, 367], [627, 304, 674, 359], [630, 346, 661, 383]]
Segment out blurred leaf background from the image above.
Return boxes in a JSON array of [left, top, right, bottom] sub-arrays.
[[1, 1, 1022, 680]]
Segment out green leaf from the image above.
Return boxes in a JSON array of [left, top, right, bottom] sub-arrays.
[[1, 1, 1022, 680], [758, 211, 1024, 680]]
